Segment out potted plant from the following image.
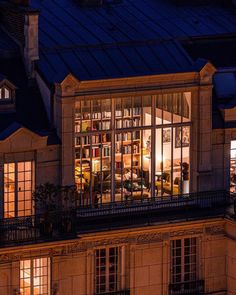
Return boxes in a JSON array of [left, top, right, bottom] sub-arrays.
[[34, 183, 79, 237], [182, 162, 189, 194], [60, 185, 78, 234], [33, 182, 59, 237]]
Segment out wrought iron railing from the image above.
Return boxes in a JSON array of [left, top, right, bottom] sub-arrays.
[[0, 190, 232, 247], [169, 280, 204, 295], [77, 190, 231, 217], [0, 210, 77, 246], [94, 290, 130, 295]]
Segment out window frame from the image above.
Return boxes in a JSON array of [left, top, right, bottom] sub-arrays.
[[170, 237, 198, 285], [230, 140, 236, 193], [75, 93, 192, 204], [0, 85, 12, 101], [94, 245, 125, 294], [20, 257, 51, 295], [3, 161, 35, 218]]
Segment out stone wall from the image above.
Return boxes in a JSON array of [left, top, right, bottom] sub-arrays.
[[0, 219, 232, 295]]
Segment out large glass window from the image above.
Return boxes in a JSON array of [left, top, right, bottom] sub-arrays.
[[95, 247, 124, 294], [75, 93, 191, 205], [4, 161, 34, 218], [20, 257, 50, 295]]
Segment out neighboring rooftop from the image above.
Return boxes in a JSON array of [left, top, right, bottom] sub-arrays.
[[0, 28, 55, 141], [29, 0, 236, 83]]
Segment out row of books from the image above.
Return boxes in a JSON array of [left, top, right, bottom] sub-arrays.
[[75, 134, 111, 146], [116, 118, 140, 128], [115, 131, 140, 142], [115, 107, 141, 117], [75, 132, 140, 146], [79, 146, 111, 158], [115, 144, 139, 154]]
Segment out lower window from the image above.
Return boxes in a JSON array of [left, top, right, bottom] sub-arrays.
[[95, 246, 124, 294], [171, 238, 197, 289], [20, 257, 50, 295]]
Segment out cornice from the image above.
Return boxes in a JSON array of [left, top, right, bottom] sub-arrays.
[[0, 224, 225, 264]]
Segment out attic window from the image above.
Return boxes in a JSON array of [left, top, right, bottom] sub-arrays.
[[0, 87, 10, 100], [0, 79, 16, 112]]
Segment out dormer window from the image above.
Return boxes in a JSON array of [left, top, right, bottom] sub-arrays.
[[0, 86, 11, 100], [0, 74, 16, 112]]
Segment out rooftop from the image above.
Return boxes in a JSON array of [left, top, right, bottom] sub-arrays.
[[30, 0, 236, 83], [0, 28, 57, 141]]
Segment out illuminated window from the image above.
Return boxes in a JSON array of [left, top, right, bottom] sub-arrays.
[[4, 161, 34, 218], [171, 238, 197, 289], [75, 93, 191, 205], [230, 141, 236, 193], [20, 257, 50, 295], [95, 246, 125, 294], [0, 86, 11, 100]]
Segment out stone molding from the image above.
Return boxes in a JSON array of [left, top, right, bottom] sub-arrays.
[[205, 225, 225, 236], [0, 225, 224, 263]]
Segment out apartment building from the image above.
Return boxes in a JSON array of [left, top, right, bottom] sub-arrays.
[[0, 0, 236, 294]]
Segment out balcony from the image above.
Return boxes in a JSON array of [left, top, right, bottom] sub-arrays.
[[94, 291, 130, 295], [169, 280, 204, 295], [0, 190, 232, 247]]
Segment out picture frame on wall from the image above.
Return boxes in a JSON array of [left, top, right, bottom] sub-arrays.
[[175, 126, 190, 148], [163, 128, 171, 144]]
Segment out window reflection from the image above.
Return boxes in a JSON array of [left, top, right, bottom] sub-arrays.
[[75, 94, 191, 206]]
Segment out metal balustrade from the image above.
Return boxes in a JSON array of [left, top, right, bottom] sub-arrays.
[[94, 291, 130, 295], [0, 190, 232, 247], [169, 280, 204, 295]]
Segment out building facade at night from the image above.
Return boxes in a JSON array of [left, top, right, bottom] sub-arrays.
[[1, 0, 236, 294]]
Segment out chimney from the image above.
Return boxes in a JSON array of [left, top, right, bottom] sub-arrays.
[[0, 1, 39, 76]]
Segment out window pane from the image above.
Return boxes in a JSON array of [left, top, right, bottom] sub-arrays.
[[20, 258, 50, 295], [95, 247, 120, 294], [75, 94, 191, 203], [231, 140, 236, 193], [142, 96, 152, 126], [4, 162, 33, 218], [4, 87, 10, 99], [171, 238, 197, 285]]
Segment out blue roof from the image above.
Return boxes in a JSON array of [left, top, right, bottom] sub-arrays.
[[0, 27, 18, 56], [31, 0, 236, 83]]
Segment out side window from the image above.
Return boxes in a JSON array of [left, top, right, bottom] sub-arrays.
[[4, 161, 34, 218]]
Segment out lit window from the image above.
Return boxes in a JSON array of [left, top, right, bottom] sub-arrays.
[[0, 86, 11, 100], [231, 141, 236, 193], [75, 94, 191, 206], [95, 246, 125, 294], [170, 238, 198, 293], [4, 161, 34, 218], [20, 257, 51, 295]]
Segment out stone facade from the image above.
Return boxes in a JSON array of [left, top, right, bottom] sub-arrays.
[[0, 219, 234, 294]]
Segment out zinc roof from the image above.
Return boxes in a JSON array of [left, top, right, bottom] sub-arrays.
[[31, 0, 236, 83]]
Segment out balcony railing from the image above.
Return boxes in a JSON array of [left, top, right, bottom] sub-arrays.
[[169, 280, 204, 295], [0, 190, 232, 247], [0, 211, 77, 246], [94, 291, 130, 295]]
